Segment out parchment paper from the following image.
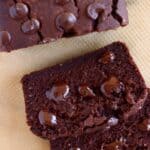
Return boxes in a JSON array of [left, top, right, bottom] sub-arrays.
[[0, 0, 150, 149]]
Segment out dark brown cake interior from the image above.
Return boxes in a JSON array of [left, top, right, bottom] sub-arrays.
[[22, 42, 147, 140]]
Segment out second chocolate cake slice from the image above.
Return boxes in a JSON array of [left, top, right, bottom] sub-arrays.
[[22, 42, 148, 140], [0, 0, 128, 52]]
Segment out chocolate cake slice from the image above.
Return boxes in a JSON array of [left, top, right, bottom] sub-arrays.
[[50, 91, 150, 150], [0, 0, 128, 52], [22, 42, 148, 140]]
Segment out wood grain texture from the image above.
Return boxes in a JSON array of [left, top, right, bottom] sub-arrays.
[[0, 0, 150, 149]]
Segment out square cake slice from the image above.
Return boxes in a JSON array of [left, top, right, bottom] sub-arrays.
[[22, 42, 148, 140], [50, 90, 150, 150], [0, 0, 128, 52]]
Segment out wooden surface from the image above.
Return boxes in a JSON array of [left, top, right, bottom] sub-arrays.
[[0, 0, 150, 149]]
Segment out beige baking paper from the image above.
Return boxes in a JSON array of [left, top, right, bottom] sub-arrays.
[[0, 0, 150, 149]]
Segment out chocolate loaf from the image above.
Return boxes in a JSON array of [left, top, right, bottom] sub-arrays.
[[0, 0, 128, 52], [22, 42, 147, 141], [50, 91, 150, 150]]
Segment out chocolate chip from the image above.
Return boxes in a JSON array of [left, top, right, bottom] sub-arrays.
[[46, 83, 70, 102], [21, 19, 40, 34], [0, 31, 11, 48], [9, 3, 29, 19], [55, 0, 70, 5], [38, 110, 57, 126], [87, 2, 106, 20], [56, 12, 77, 32], [78, 85, 95, 97], [107, 117, 119, 126], [101, 76, 125, 98], [99, 51, 115, 64], [137, 118, 150, 131]]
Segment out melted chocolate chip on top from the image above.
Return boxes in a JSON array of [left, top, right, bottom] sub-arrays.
[[46, 83, 70, 102], [9, 3, 29, 19]]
